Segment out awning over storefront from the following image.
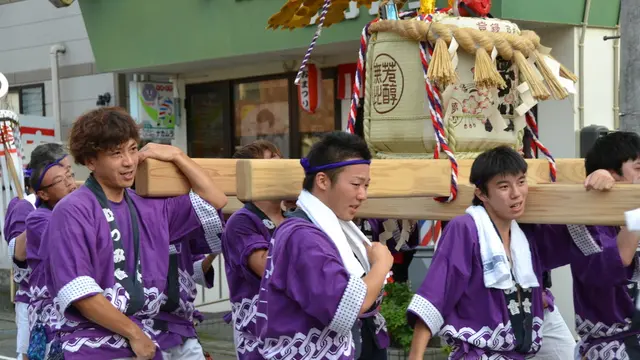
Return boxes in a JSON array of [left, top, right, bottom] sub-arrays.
[[79, 0, 619, 73]]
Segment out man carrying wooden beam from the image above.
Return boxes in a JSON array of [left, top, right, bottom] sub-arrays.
[[255, 132, 394, 360], [44, 107, 227, 360], [22, 143, 77, 359], [4, 146, 67, 360], [406, 145, 640, 359], [570, 131, 640, 359], [221, 140, 287, 360]]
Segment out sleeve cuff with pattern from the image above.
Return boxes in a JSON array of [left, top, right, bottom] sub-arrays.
[[407, 294, 444, 335], [192, 259, 215, 288], [328, 275, 367, 336], [631, 254, 640, 282], [189, 191, 224, 254], [8, 238, 15, 259], [56, 276, 103, 313], [567, 225, 603, 256]]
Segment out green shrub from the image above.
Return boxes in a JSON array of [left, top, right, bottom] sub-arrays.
[[379, 282, 415, 352]]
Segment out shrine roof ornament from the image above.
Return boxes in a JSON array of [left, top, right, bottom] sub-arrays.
[[267, 0, 492, 30]]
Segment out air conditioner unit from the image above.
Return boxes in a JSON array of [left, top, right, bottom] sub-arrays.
[[49, 0, 75, 8]]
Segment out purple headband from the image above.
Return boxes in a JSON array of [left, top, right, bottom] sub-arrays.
[[33, 155, 68, 191], [300, 158, 371, 175], [24, 168, 32, 178]]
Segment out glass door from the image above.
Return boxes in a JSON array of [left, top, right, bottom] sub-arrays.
[[186, 82, 232, 158]]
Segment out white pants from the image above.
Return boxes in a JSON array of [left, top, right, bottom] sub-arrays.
[[533, 306, 577, 359], [115, 337, 205, 360], [15, 302, 29, 357]]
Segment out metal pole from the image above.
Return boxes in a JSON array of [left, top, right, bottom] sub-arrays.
[[618, 0, 640, 132]]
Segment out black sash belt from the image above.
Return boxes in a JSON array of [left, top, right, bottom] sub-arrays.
[[245, 203, 277, 236], [160, 253, 180, 313], [503, 285, 534, 353], [488, 218, 533, 354], [85, 175, 144, 316]]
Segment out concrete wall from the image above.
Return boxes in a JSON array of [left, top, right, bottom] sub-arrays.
[[534, 25, 619, 338]]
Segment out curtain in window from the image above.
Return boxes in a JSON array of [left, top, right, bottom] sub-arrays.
[[20, 87, 44, 116]]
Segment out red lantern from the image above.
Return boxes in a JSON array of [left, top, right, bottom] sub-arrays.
[[297, 64, 322, 114]]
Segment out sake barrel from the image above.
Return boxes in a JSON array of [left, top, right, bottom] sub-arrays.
[[364, 16, 527, 159]]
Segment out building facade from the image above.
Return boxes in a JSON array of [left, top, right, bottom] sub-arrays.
[[0, 0, 119, 271]]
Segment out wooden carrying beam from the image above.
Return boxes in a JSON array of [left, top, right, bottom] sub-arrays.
[[120, 157, 638, 224], [236, 159, 456, 201], [77, 179, 243, 215], [133, 158, 587, 199], [135, 158, 238, 197], [235, 158, 588, 201], [356, 184, 640, 225]]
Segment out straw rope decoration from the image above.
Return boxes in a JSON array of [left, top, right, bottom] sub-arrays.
[[525, 111, 557, 182], [294, 0, 332, 86], [418, 12, 458, 203], [367, 20, 574, 100]]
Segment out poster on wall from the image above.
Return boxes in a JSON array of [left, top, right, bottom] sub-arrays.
[[19, 115, 56, 164], [129, 81, 176, 142], [236, 101, 290, 157]]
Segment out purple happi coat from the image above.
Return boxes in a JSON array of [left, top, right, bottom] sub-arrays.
[[569, 225, 638, 359], [45, 186, 223, 360], [4, 195, 36, 304], [222, 207, 272, 359], [407, 214, 583, 359], [153, 232, 217, 351], [256, 217, 368, 360], [25, 207, 59, 342]]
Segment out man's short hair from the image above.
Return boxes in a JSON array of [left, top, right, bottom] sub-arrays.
[[585, 131, 640, 176], [469, 146, 528, 206], [69, 107, 140, 165], [232, 140, 282, 159], [28, 143, 68, 191], [302, 131, 372, 191]]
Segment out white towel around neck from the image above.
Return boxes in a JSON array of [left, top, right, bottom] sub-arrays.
[[296, 190, 371, 277], [25, 194, 37, 208], [465, 205, 539, 290]]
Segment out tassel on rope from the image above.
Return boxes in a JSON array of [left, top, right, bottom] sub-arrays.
[[549, 55, 578, 83], [474, 47, 506, 89], [531, 52, 569, 100], [511, 50, 550, 100], [520, 30, 579, 85], [368, 20, 577, 95], [427, 37, 457, 87], [294, 0, 331, 85]]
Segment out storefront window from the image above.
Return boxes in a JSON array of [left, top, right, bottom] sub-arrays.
[[187, 86, 228, 158], [234, 78, 290, 157], [298, 78, 336, 157]]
